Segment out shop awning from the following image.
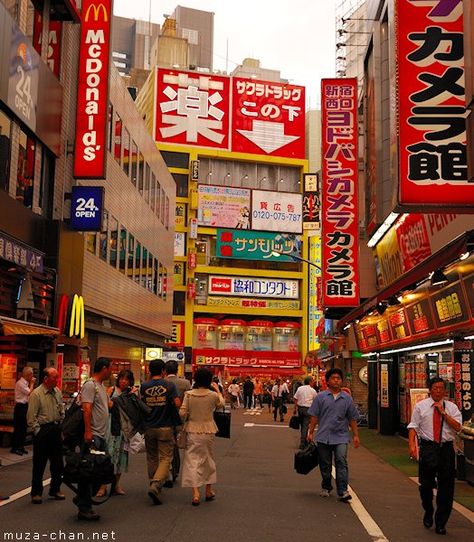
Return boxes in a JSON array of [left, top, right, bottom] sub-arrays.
[[0, 317, 60, 336], [337, 229, 474, 331]]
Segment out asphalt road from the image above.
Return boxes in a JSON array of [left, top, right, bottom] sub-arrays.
[[0, 409, 472, 542]]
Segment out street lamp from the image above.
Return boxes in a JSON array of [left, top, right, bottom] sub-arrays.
[[271, 249, 322, 271]]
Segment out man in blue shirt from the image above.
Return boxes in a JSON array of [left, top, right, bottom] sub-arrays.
[[307, 368, 360, 502], [141, 359, 180, 505]]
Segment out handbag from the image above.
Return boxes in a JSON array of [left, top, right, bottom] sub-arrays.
[[214, 408, 231, 439], [176, 429, 188, 449], [128, 432, 146, 454], [294, 442, 319, 475], [289, 415, 300, 430]]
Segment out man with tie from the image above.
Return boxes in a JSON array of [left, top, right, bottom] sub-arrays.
[[408, 377, 462, 535]]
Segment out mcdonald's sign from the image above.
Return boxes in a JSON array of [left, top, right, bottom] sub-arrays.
[[73, 0, 112, 179], [56, 294, 86, 339]]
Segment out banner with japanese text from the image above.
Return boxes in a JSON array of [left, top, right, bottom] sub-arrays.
[[155, 69, 231, 149], [216, 230, 301, 261], [251, 190, 303, 233], [321, 78, 359, 307], [395, 0, 473, 209], [231, 77, 305, 158], [303, 173, 321, 231], [208, 275, 299, 299], [197, 185, 251, 228], [453, 340, 473, 421], [308, 235, 323, 352]]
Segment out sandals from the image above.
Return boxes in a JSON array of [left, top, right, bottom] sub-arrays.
[[95, 488, 107, 498], [205, 492, 216, 502], [192, 497, 200, 506]]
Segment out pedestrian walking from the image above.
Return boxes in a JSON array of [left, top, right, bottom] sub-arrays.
[[179, 368, 225, 506], [293, 375, 317, 448], [408, 377, 462, 535], [11, 366, 35, 455], [75, 357, 112, 521], [243, 376, 254, 409], [166, 360, 191, 484], [27, 368, 65, 504], [271, 378, 289, 422], [307, 368, 360, 502], [254, 379, 263, 409], [141, 359, 180, 505], [228, 379, 240, 409]]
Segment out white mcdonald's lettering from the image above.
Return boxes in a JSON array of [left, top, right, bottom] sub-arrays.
[[81, 29, 105, 163]]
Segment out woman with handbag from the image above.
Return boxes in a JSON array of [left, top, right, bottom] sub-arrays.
[[179, 368, 225, 506]]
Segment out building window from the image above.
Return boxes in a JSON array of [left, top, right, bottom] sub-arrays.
[[160, 150, 189, 169], [17, 129, 36, 208], [39, 148, 54, 217], [107, 103, 113, 152], [161, 188, 165, 224], [114, 113, 122, 165], [119, 227, 127, 273], [131, 141, 138, 186], [165, 195, 170, 229], [173, 291, 185, 315], [134, 241, 142, 284], [128, 234, 135, 279], [122, 128, 130, 177], [173, 173, 188, 198], [86, 232, 97, 255], [150, 172, 156, 211], [99, 211, 109, 262], [144, 163, 150, 203], [156, 180, 161, 219], [0, 109, 12, 191], [109, 216, 118, 268], [138, 152, 144, 195], [141, 246, 148, 288], [153, 258, 158, 294]]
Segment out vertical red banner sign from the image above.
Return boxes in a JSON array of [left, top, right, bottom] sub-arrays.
[[321, 78, 359, 307], [73, 0, 113, 179], [32, 10, 62, 78], [396, 0, 473, 209]]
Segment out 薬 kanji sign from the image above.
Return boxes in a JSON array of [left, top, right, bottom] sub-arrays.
[[321, 78, 359, 307], [155, 69, 231, 150], [396, 0, 473, 209]]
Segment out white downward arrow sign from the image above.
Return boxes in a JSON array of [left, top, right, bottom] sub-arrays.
[[237, 120, 299, 153]]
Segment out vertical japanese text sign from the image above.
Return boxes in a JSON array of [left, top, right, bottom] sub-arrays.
[[321, 78, 359, 307], [396, 0, 472, 209], [155, 69, 231, 150], [73, 0, 113, 179]]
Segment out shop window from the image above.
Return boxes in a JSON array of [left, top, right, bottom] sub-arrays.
[[39, 148, 54, 218], [107, 103, 113, 152], [119, 227, 127, 273], [173, 291, 185, 315], [138, 152, 144, 195], [141, 246, 148, 288], [131, 141, 138, 186], [134, 241, 142, 284], [86, 232, 97, 255], [122, 128, 130, 177], [144, 163, 150, 203], [150, 172, 156, 211], [109, 216, 118, 268], [127, 234, 135, 279], [17, 129, 36, 208], [156, 180, 161, 218], [0, 110, 12, 191], [114, 113, 122, 165], [195, 240, 209, 266], [173, 173, 189, 198], [160, 150, 189, 169], [173, 262, 185, 287], [99, 211, 109, 262]]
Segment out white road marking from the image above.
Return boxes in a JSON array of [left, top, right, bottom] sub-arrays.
[[409, 477, 474, 523], [244, 422, 288, 428], [0, 478, 51, 507], [331, 467, 389, 542]]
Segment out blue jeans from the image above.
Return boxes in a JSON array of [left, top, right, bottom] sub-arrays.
[[317, 442, 349, 496]]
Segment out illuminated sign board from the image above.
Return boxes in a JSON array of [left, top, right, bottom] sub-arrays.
[[70, 186, 104, 231]]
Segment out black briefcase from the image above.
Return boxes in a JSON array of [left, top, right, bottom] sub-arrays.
[[294, 442, 319, 475], [289, 415, 300, 430], [214, 409, 231, 439]]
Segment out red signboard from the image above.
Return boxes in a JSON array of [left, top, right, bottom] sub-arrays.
[[73, 0, 112, 179], [396, 0, 473, 209], [321, 78, 359, 307], [394, 213, 431, 271], [33, 10, 62, 78], [193, 349, 302, 369], [155, 68, 231, 150], [231, 77, 305, 158]]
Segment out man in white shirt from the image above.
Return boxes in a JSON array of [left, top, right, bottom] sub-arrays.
[[293, 376, 317, 448], [11, 367, 36, 455], [271, 378, 289, 422], [228, 380, 240, 409], [408, 377, 462, 535]]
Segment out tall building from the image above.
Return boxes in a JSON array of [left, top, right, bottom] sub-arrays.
[[231, 58, 282, 83], [0, 0, 175, 444]]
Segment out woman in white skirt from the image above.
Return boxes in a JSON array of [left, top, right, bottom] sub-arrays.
[[179, 368, 225, 506]]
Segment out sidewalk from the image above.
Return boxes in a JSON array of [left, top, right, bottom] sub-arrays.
[[359, 427, 474, 512]]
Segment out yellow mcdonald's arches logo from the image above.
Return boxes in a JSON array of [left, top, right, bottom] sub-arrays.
[[69, 294, 85, 339], [84, 2, 108, 23]]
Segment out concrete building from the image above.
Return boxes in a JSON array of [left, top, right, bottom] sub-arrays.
[[231, 58, 283, 83]]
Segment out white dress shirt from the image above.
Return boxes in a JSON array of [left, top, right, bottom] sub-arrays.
[[15, 377, 32, 404], [271, 383, 289, 397], [294, 385, 317, 407], [407, 397, 462, 442]]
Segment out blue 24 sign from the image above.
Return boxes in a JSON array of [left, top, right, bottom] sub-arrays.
[[70, 186, 104, 231]]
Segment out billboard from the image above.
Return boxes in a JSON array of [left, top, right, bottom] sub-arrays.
[[232, 77, 305, 158], [303, 173, 321, 230], [155, 69, 231, 150], [251, 190, 303, 233], [197, 185, 251, 228], [321, 78, 359, 307], [216, 230, 301, 261], [73, 0, 112, 179], [208, 275, 299, 299], [395, 0, 473, 209]]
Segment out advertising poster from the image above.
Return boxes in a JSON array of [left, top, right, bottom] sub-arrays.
[[208, 275, 299, 299], [454, 340, 474, 421], [0, 355, 18, 389], [251, 190, 303, 233], [197, 185, 251, 228], [216, 230, 301, 261]]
